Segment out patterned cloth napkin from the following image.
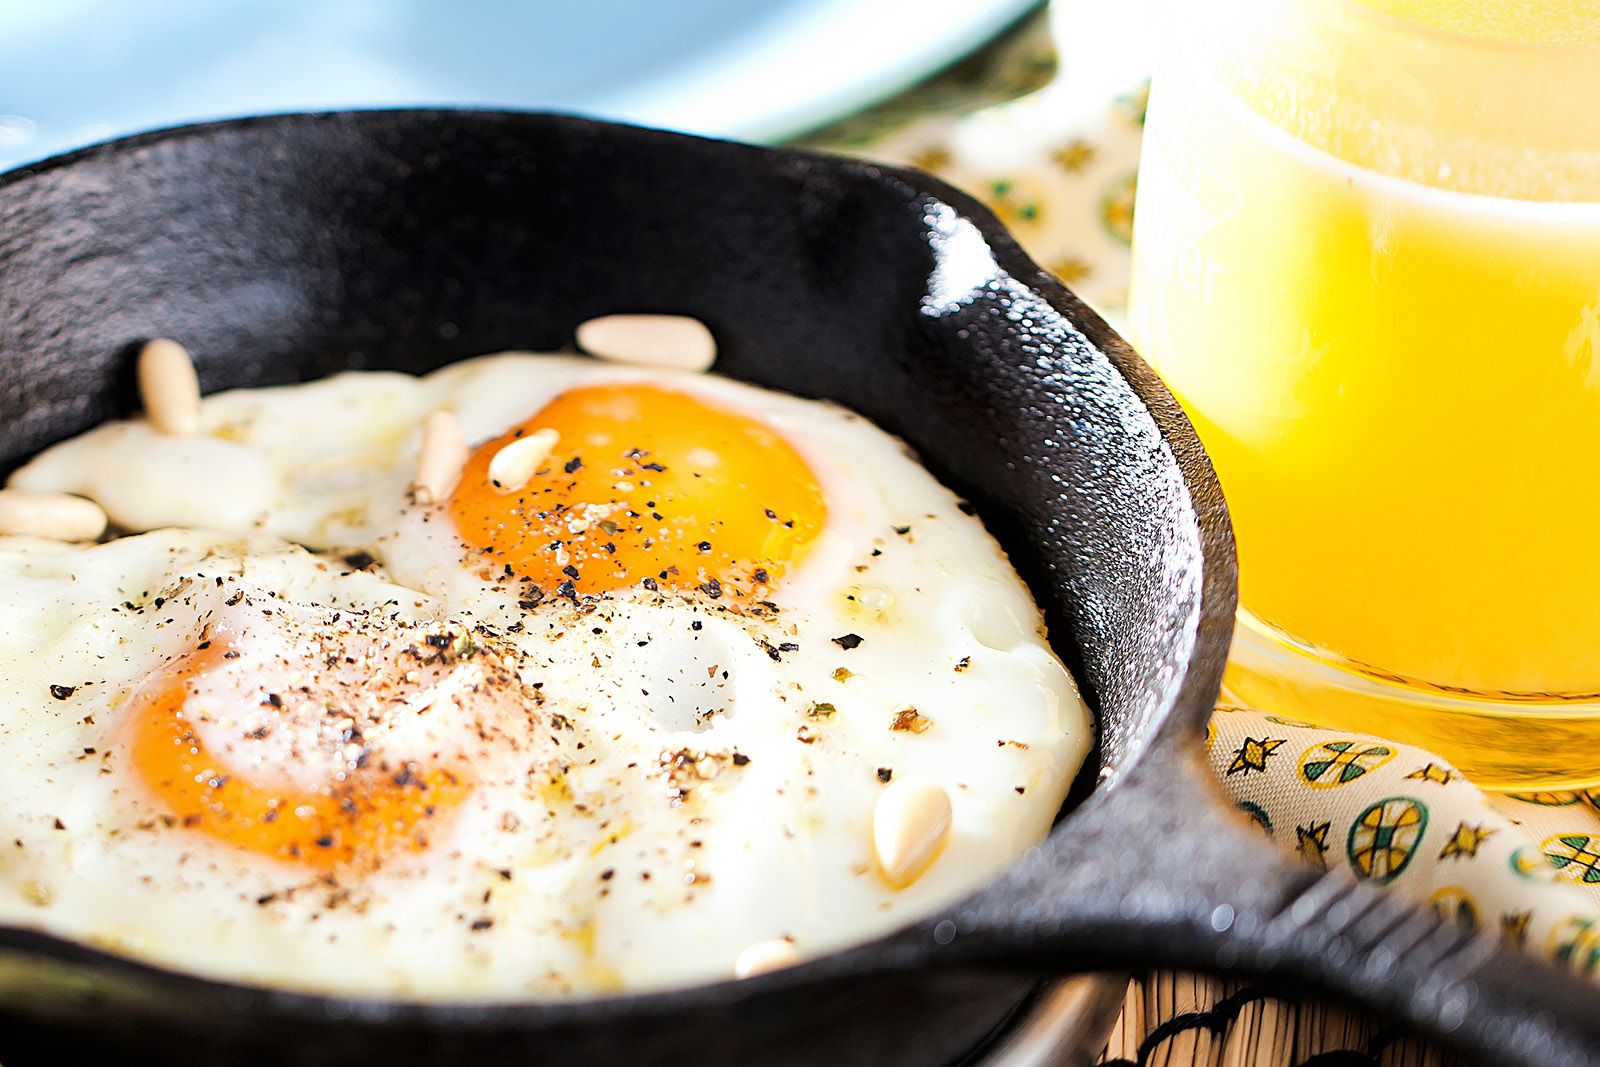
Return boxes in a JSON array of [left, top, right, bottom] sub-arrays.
[[1210, 708, 1600, 975], [802, 1, 1600, 981]]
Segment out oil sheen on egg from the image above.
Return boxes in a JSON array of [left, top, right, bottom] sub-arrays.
[[2, 353, 1092, 999]]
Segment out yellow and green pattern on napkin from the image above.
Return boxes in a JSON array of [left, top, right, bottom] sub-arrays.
[[1210, 707, 1600, 977], [804, 0, 1600, 983]]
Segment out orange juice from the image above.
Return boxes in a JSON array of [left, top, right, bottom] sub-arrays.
[[1130, 0, 1600, 785]]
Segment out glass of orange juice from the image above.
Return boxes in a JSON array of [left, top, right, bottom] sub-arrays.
[[1129, 0, 1600, 788]]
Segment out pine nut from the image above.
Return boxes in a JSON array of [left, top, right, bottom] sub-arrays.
[[872, 779, 952, 889], [734, 937, 801, 979], [410, 411, 467, 505], [137, 338, 202, 436], [487, 428, 559, 494], [575, 314, 716, 371], [0, 490, 108, 541]]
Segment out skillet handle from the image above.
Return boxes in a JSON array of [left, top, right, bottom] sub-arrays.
[[939, 738, 1600, 1067]]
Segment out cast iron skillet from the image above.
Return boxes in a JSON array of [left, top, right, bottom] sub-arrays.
[[0, 111, 1595, 1067]]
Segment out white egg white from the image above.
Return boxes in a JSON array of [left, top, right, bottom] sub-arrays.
[[1, 353, 1093, 999]]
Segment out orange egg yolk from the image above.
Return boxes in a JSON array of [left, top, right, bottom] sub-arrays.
[[127, 642, 468, 871], [449, 383, 826, 600]]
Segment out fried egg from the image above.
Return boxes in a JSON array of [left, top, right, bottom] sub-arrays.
[[1, 352, 1091, 998]]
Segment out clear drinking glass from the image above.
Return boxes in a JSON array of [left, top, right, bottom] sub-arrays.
[[1129, 0, 1600, 788]]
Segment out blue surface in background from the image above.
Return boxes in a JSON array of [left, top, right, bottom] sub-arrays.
[[0, 0, 813, 169]]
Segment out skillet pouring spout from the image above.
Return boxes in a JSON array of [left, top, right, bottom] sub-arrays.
[[0, 109, 1594, 1066]]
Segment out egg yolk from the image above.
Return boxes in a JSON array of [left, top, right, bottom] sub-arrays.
[[449, 383, 826, 600], [127, 642, 468, 871]]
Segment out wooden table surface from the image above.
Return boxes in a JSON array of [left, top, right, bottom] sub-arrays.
[[1093, 973, 1471, 1067]]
